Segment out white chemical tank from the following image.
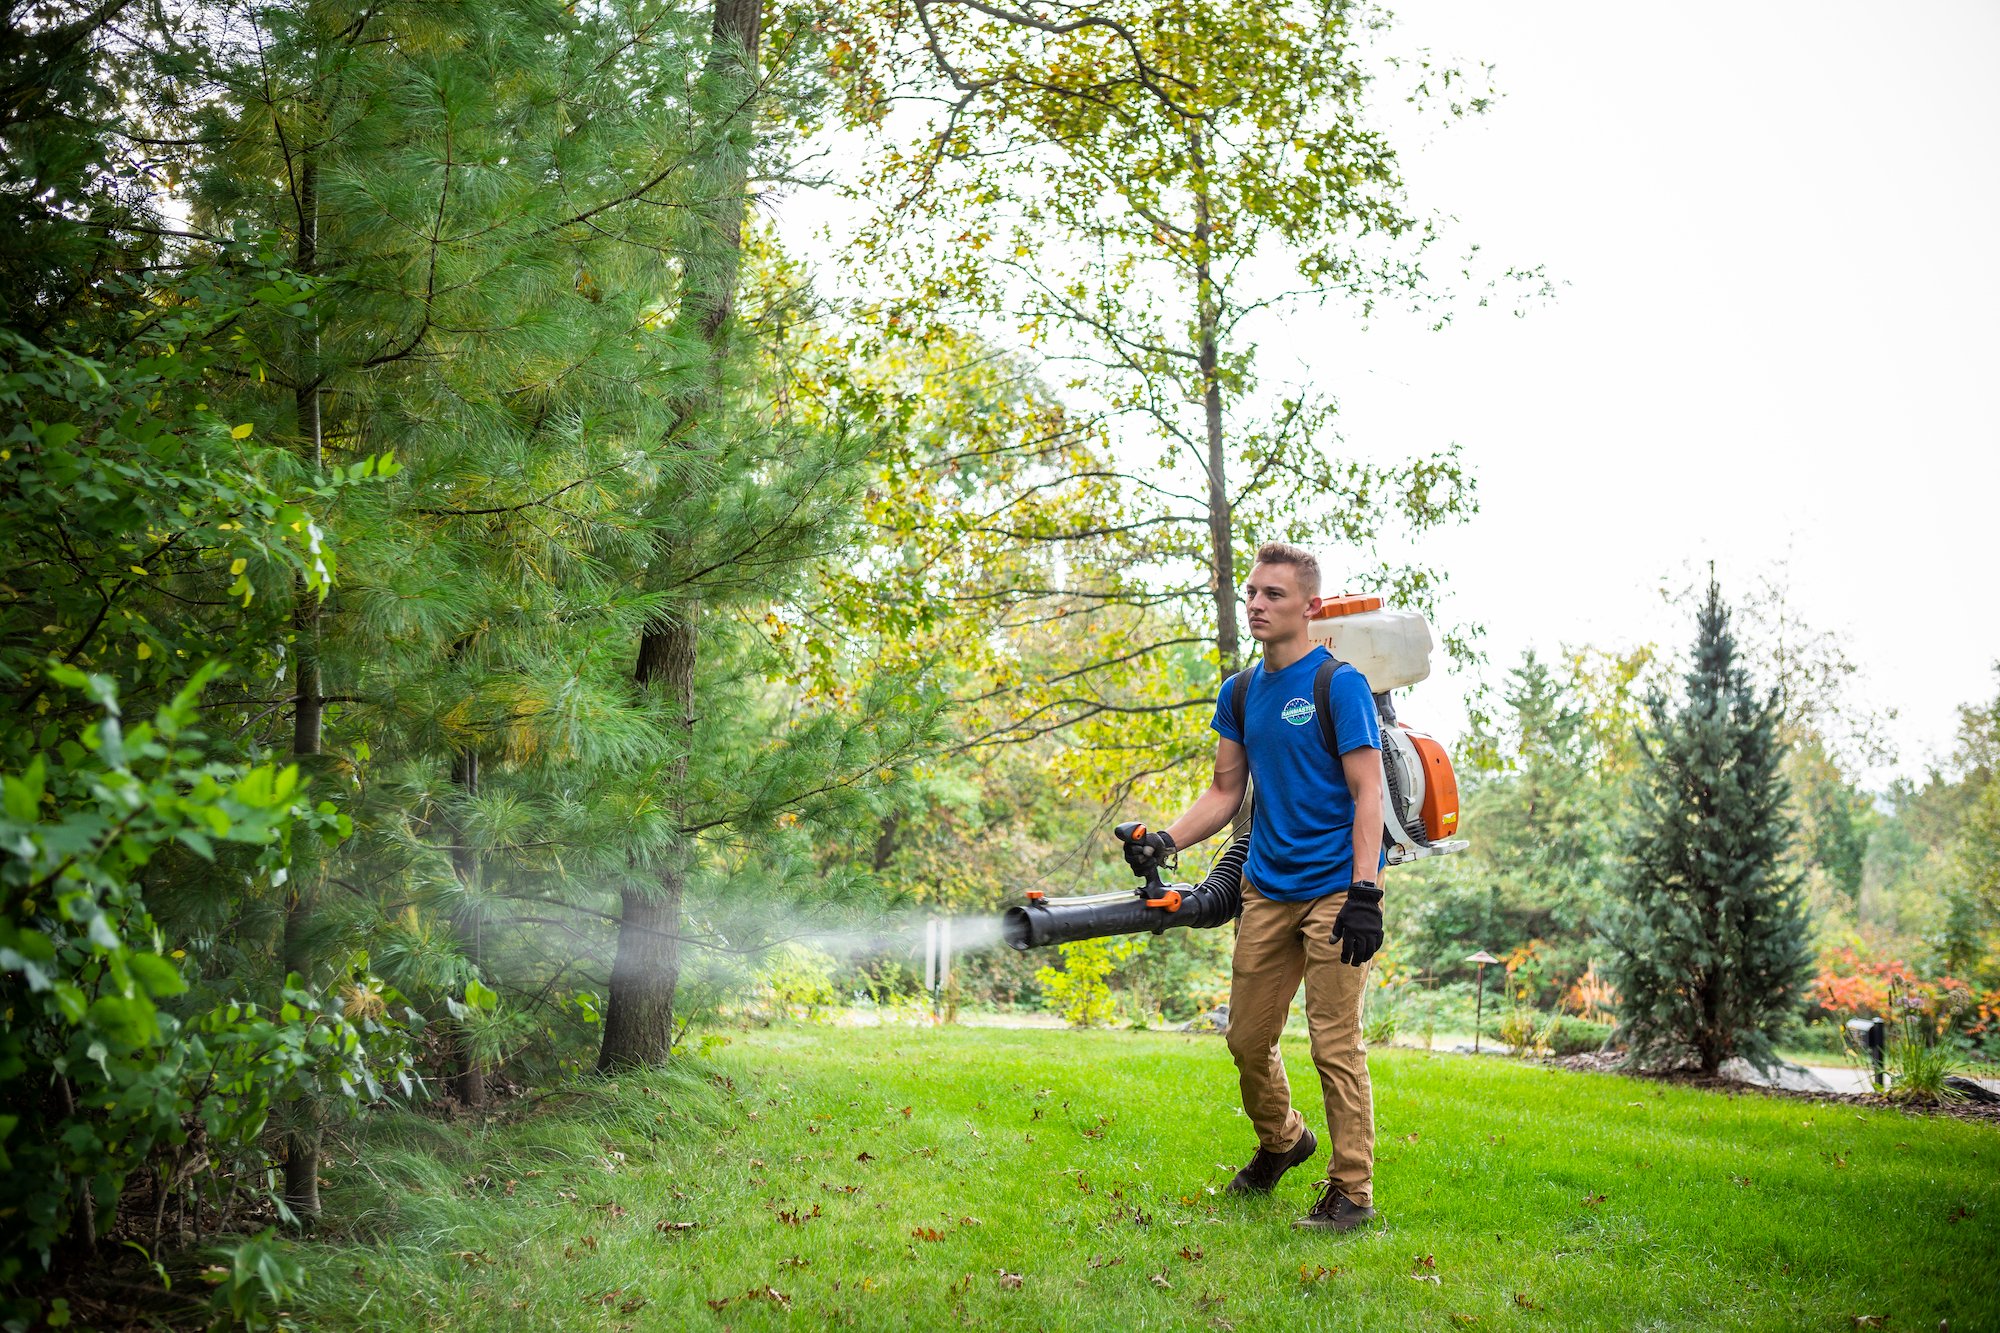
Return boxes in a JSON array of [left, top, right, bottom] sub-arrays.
[[1305, 595, 1433, 691]]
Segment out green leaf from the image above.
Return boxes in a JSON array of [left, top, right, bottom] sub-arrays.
[[129, 952, 188, 998], [2, 755, 45, 820], [464, 978, 498, 1012]]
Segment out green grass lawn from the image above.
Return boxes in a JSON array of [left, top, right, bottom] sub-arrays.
[[303, 1027, 2000, 1331]]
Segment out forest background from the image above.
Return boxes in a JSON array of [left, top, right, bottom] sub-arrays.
[[2, 0, 1996, 1318]]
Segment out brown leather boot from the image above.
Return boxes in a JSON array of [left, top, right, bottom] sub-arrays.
[[1225, 1127, 1317, 1195], [1293, 1178, 1377, 1232]]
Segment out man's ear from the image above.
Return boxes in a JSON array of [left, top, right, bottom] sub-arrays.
[[1304, 593, 1323, 619]]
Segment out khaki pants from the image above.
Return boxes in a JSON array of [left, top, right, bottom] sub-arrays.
[[1225, 879, 1375, 1205]]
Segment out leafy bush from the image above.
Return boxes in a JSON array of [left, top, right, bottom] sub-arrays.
[[1035, 938, 1142, 1028], [1880, 979, 1969, 1105], [0, 668, 418, 1279], [1545, 1015, 1615, 1055], [1480, 1012, 1613, 1056], [1497, 1007, 1543, 1055], [755, 944, 840, 1019], [203, 1229, 307, 1331]]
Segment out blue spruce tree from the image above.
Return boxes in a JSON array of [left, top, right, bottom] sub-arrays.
[[1601, 578, 1812, 1075]]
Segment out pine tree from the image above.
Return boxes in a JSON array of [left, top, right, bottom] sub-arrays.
[[1600, 578, 1812, 1075]]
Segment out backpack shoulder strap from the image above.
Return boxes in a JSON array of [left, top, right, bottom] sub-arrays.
[[1312, 655, 1344, 762], [1225, 662, 1255, 740]]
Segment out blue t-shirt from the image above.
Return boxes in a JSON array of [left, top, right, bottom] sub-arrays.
[[1211, 647, 1384, 901]]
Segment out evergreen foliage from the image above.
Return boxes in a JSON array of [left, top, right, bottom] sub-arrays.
[[1600, 580, 1812, 1075]]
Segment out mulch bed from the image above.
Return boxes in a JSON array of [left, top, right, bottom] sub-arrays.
[[1549, 1051, 2000, 1127]]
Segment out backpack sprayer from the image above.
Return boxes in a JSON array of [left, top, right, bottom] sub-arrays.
[[1001, 597, 1469, 952]]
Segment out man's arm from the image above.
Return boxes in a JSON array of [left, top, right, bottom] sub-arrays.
[[1161, 737, 1249, 850], [1341, 746, 1384, 883]]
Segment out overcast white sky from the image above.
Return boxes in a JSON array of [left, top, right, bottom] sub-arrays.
[[779, 1, 2000, 788], [1292, 0, 2000, 786]]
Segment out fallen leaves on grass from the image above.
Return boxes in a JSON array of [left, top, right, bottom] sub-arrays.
[[1948, 1203, 1972, 1224], [776, 1204, 822, 1226], [1403, 1132, 1420, 1144], [1150, 1269, 1173, 1289], [1850, 1317, 1886, 1328], [1582, 1192, 1607, 1208], [997, 1271, 1024, 1290], [655, 1221, 697, 1234], [706, 1286, 791, 1313], [1088, 1255, 1125, 1270], [1449, 1315, 1479, 1327], [900, 1106, 913, 1118], [1177, 1246, 1204, 1263], [1514, 1293, 1542, 1310], [583, 1289, 649, 1315], [1411, 1254, 1440, 1283], [912, 1227, 947, 1242], [856, 1151, 875, 1163], [780, 1256, 810, 1269], [1299, 1264, 1340, 1284], [959, 1216, 982, 1227]]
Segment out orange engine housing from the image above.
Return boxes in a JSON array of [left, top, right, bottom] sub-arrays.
[[1401, 726, 1460, 841]]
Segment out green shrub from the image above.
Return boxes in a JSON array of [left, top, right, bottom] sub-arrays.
[[1881, 979, 1968, 1105], [1479, 1013, 1614, 1056], [754, 944, 841, 1019], [1546, 1016, 1615, 1056], [0, 669, 417, 1282], [1363, 999, 1401, 1047], [1497, 1008, 1542, 1055], [1035, 938, 1142, 1028], [203, 1229, 307, 1331]]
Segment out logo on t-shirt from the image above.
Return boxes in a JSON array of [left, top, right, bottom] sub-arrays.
[[1280, 697, 1315, 726]]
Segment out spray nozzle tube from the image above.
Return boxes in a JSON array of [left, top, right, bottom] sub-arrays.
[[1002, 805, 1253, 951]]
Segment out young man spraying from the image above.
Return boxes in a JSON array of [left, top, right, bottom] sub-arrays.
[[1125, 542, 1386, 1232]]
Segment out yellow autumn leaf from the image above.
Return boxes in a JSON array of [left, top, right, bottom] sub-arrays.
[[230, 558, 247, 575], [137, 642, 152, 660], [231, 422, 254, 439]]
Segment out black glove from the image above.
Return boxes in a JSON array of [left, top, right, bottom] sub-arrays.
[[1121, 828, 1175, 878], [1331, 882, 1384, 966]]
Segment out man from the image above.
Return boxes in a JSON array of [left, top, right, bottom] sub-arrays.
[[1125, 542, 1386, 1232]]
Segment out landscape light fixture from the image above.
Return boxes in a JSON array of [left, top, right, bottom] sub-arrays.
[[1465, 950, 1501, 1054], [1846, 1016, 1886, 1090]]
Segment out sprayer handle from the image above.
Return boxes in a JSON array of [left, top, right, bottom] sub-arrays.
[[1114, 821, 1172, 896]]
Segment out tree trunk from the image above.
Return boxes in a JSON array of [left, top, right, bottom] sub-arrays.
[[447, 747, 487, 1109], [599, 611, 699, 1070], [595, 0, 762, 1072], [1189, 154, 1237, 678], [281, 151, 324, 1227]]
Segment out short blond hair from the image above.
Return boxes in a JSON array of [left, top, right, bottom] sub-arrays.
[[1251, 541, 1321, 598]]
